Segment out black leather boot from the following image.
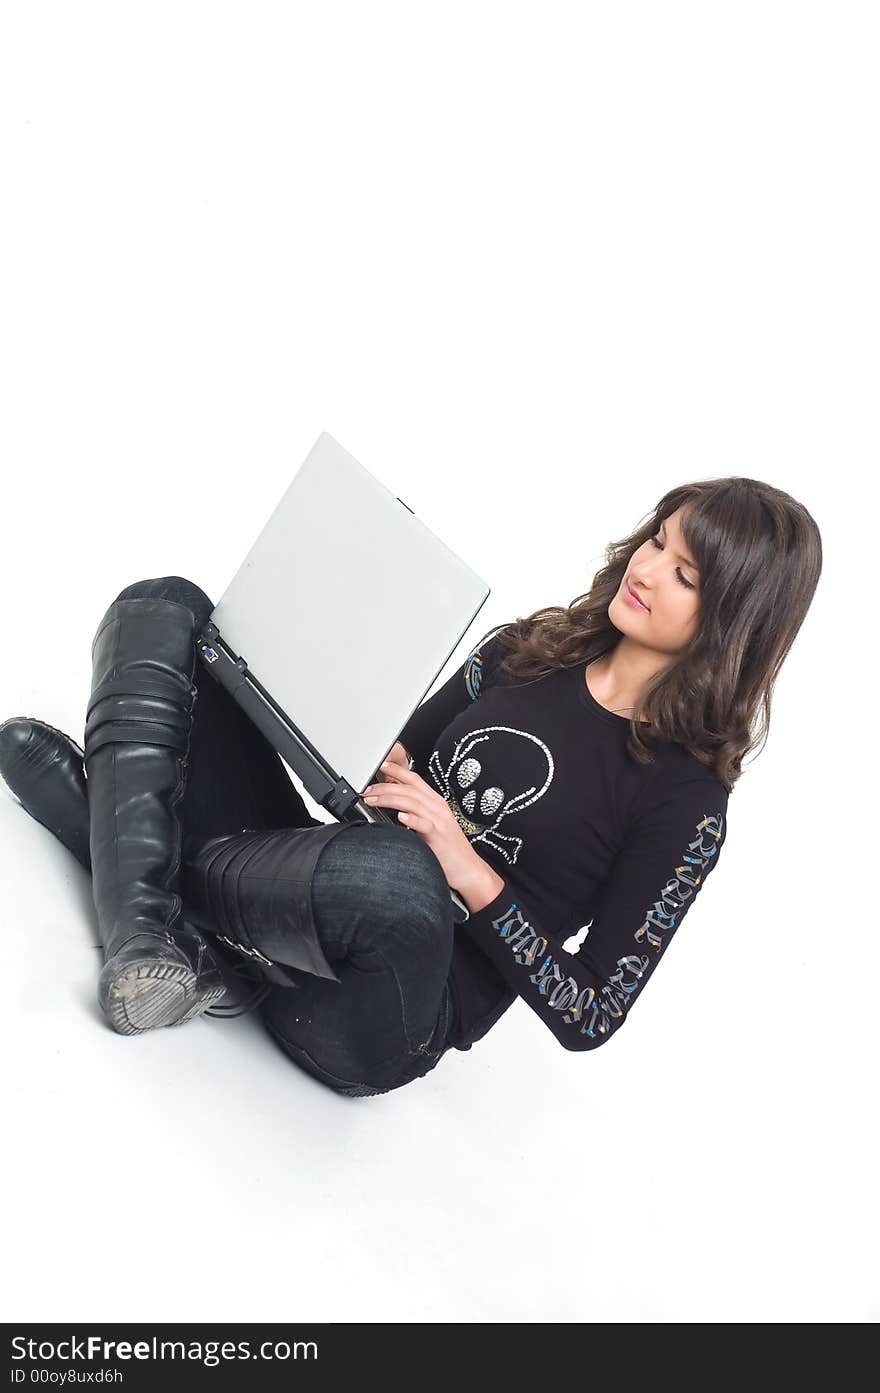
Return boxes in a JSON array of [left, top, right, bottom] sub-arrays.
[[0, 718, 91, 873], [83, 597, 229, 1034], [0, 717, 335, 1011], [179, 822, 355, 985]]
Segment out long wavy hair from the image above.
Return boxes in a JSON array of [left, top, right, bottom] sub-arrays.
[[470, 476, 822, 794]]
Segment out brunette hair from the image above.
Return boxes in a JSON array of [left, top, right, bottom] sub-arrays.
[[470, 477, 822, 793]]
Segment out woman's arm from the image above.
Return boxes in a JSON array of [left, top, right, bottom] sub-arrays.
[[454, 776, 730, 1052], [457, 857, 506, 913]]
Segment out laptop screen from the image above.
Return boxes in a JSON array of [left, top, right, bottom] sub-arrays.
[[207, 432, 490, 798]]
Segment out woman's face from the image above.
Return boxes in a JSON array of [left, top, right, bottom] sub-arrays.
[[610, 507, 701, 654]]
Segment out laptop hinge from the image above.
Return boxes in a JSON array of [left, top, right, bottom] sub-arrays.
[[195, 623, 362, 821]]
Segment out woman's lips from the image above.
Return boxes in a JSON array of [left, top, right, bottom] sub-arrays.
[[624, 583, 650, 611]]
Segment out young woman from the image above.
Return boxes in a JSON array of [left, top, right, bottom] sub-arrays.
[[0, 475, 821, 1096]]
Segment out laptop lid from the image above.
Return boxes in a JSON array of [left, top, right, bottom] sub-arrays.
[[206, 431, 491, 799]]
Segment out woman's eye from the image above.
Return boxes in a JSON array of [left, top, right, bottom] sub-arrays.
[[649, 535, 696, 590]]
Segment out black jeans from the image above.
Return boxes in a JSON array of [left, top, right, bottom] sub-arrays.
[[113, 576, 457, 1097]]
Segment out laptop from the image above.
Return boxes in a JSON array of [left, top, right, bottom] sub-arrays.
[[194, 431, 491, 922]]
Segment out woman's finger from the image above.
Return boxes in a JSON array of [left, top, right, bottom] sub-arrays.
[[364, 787, 419, 811], [379, 760, 413, 781]]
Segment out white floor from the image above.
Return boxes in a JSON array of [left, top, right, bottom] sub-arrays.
[[1, 755, 874, 1323]]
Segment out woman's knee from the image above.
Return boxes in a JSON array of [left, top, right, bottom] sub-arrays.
[[114, 575, 215, 623], [318, 822, 454, 947], [364, 825, 455, 944]]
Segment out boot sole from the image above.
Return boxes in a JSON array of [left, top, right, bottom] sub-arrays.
[[100, 959, 227, 1036]]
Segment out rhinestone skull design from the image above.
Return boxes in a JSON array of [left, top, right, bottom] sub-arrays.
[[428, 725, 554, 866]]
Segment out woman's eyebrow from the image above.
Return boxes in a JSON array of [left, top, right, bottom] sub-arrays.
[[660, 520, 700, 572]]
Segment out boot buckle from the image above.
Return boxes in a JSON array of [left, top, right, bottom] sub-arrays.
[[216, 932, 275, 968]]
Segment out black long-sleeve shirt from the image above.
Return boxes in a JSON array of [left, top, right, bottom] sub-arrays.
[[397, 630, 730, 1053]]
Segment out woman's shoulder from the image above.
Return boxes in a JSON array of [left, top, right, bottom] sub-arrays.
[[635, 739, 730, 813], [463, 624, 516, 701]]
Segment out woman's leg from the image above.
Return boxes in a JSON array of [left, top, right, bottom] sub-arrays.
[[114, 577, 456, 1090], [82, 581, 230, 1031], [258, 823, 456, 1097], [113, 576, 318, 841]]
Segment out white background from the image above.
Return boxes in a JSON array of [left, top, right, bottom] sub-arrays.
[[0, 1, 875, 1324]]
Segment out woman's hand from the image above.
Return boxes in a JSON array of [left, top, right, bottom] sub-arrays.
[[374, 741, 410, 782], [362, 759, 482, 893]]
